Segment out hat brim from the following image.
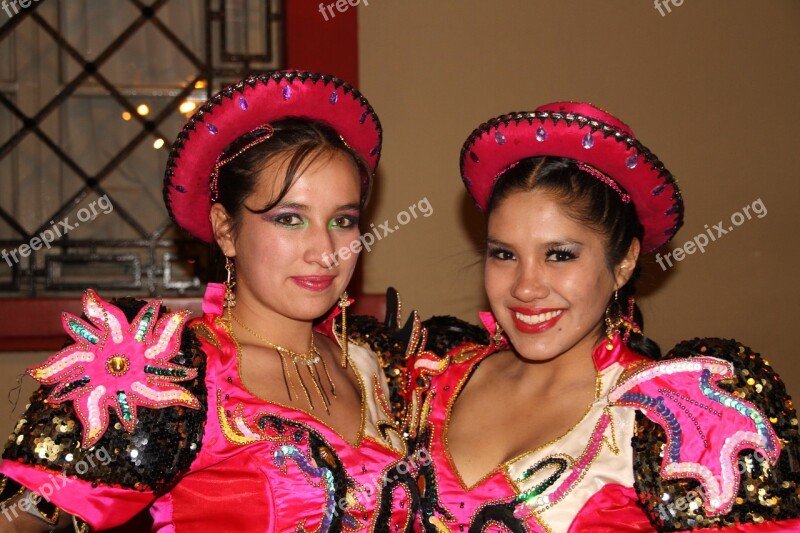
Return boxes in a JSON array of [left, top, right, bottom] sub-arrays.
[[164, 71, 382, 243], [460, 102, 683, 253]]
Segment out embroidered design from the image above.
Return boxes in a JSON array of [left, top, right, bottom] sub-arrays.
[[514, 410, 618, 517], [274, 444, 358, 531], [609, 356, 780, 515], [191, 321, 221, 349], [218, 400, 361, 531], [28, 290, 199, 447]]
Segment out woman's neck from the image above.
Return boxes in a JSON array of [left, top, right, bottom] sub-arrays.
[[500, 333, 603, 397], [229, 293, 315, 353]]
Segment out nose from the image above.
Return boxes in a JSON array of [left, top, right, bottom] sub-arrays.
[[511, 260, 549, 302], [303, 222, 338, 268]]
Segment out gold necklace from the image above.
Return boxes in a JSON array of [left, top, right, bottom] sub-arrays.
[[231, 314, 337, 414]]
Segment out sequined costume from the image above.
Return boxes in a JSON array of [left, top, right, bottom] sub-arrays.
[[407, 315, 800, 532], [0, 283, 417, 532]]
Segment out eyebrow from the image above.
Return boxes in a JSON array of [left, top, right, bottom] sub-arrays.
[[267, 201, 361, 212], [486, 238, 584, 248], [270, 201, 307, 211], [543, 239, 584, 247], [486, 238, 511, 248]]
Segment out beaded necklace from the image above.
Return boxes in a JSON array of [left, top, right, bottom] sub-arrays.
[[231, 314, 337, 414]]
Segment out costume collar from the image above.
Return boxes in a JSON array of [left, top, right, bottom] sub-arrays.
[[592, 333, 647, 371]]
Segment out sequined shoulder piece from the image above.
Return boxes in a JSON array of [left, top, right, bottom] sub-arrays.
[[345, 310, 417, 426], [421, 315, 490, 357], [3, 294, 208, 495], [629, 337, 800, 530]]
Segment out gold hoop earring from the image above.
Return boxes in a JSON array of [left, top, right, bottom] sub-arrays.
[[224, 257, 236, 318], [338, 292, 350, 368], [493, 323, 504, 345]]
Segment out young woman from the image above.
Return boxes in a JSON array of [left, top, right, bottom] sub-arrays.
[[408, 102, 800, 531], [0, 71, 417, 532]]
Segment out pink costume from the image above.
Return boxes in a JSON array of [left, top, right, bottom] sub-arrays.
[[407, 314, 800, 532], [0, 284, 416, 531]]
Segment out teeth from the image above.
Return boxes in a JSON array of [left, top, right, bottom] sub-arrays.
[[515, 310, 563, 325]]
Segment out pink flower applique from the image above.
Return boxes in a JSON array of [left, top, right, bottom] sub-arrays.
[[28, 289, 200, 448]]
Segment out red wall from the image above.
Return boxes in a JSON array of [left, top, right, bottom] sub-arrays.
[[284, 0, 359, 86]]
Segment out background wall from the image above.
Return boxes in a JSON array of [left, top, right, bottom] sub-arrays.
[[357, 1, 800, 398]]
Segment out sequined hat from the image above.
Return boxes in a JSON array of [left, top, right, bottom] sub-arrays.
[[460, 102, 683, 252], [164, 71, 382, 243]]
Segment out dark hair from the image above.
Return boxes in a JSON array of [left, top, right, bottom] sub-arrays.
[[215, 117, 372, 236], [487, 156, 661, 359]]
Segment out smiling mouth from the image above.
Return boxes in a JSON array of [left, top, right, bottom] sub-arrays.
[[514, 310, 564, 325]]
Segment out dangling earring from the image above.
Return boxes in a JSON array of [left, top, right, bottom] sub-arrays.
[[605, 290, 642, 350], [604, 290, 620, 350], [493, 323, 504, 346], [620, 294, 642, 343], [224, 257, 236, 319], [338, 292, 350, 368]]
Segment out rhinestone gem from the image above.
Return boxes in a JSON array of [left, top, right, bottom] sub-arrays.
[[535, 127, 547, 142], [360, 110, 369, 124], [470, 151, 480, 163], [106, 355, 128, 375], [206, 123, 218, 135], [238, 96, 248, 110], [625, 154, 638, 169], [330, 91, 339, 105], [582, 132, 594, 149], [175, 185, 186, 193], [282, 86, 292, 100], [495, 130, 506, 145]]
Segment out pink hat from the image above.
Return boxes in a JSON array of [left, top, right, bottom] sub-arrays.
[[164, 71, 382, 243], [460, 102, 683, 252]]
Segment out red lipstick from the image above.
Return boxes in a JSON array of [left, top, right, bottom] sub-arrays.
[[291, 275, 335, 292], [509, 307, 565, 334]]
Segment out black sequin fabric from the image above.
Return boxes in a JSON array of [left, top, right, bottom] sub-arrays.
[[2, 297, 207, 495], [420, 315, 490, 357], [343, 313, 409, 425], [632, 337, 800, 530]]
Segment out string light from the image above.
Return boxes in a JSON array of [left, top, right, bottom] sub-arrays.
[[136, 104, 150, 116]]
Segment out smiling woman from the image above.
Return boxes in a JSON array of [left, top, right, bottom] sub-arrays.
[[408, 102, 800, 532], [0, 71, 417, 532]]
